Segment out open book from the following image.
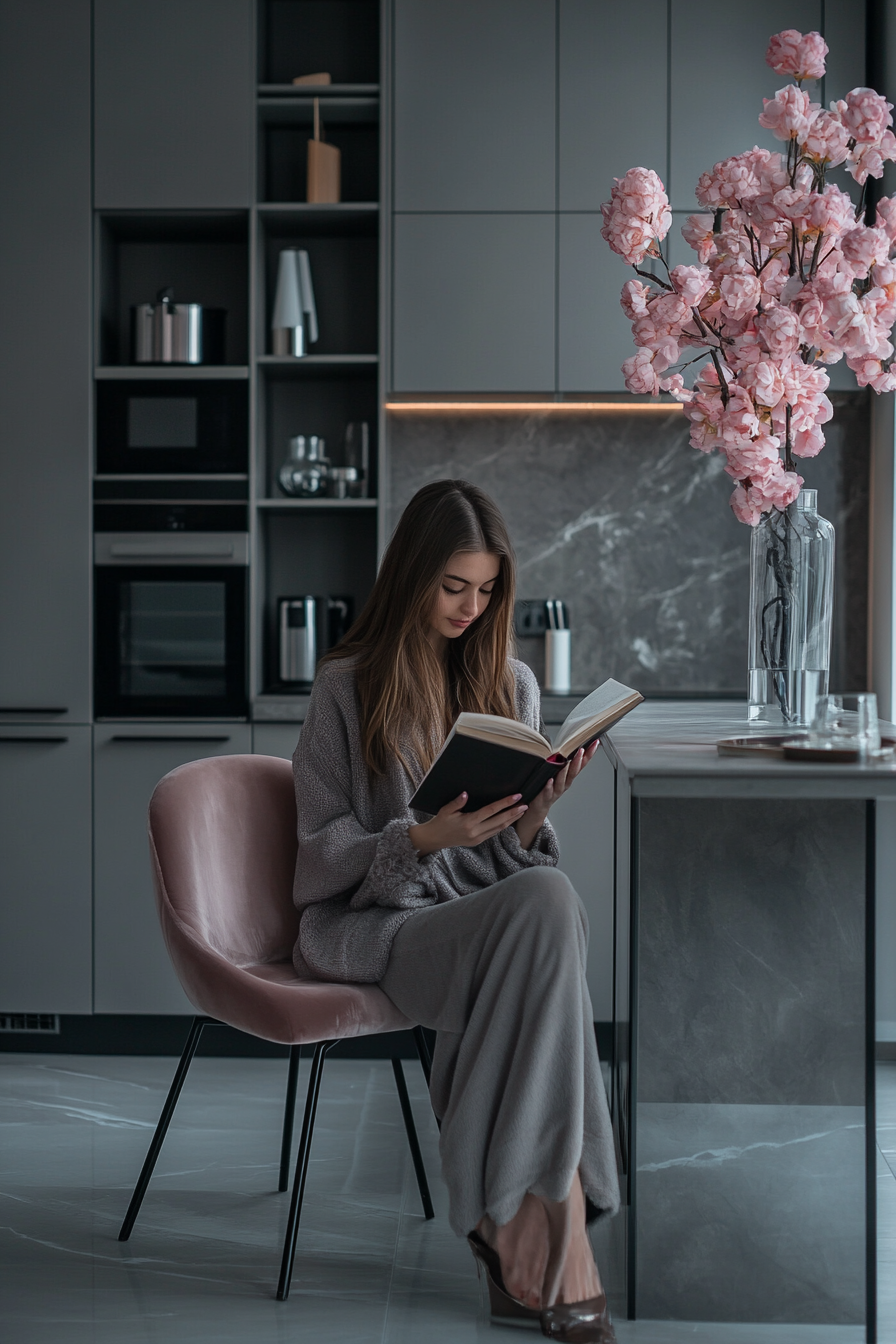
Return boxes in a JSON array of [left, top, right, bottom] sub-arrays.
[[409, 677, 643, 815]]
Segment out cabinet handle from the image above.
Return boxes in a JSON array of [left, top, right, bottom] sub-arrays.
[[109, 734, 232, 743], [0, 707, 68, 715], [0, 735, 69, 743]]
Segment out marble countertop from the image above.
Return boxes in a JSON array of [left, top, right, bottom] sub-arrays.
[[602, 700, 896, 799]]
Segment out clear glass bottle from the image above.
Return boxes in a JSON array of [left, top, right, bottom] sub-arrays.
[[277, 435, 329, 498], [747, 488, 835, 726]]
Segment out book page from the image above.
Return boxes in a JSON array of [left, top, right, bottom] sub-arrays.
[[554, 679, 643, 757], [455, 713, 551, 755]]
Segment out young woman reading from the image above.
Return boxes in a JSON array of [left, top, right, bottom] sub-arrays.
[[291, 480, 620, 1343]]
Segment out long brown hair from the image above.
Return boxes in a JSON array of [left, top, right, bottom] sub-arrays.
[[323, 479, 517, 776]]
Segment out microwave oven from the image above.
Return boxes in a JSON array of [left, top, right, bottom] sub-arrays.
[[96, 379, 248, 475]]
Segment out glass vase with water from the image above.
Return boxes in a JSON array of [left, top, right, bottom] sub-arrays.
[[747, 488, 834, 727]]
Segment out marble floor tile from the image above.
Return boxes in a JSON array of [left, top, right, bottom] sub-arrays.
[[0, 1054, 893, 1343]]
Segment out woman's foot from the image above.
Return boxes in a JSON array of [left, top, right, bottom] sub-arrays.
[[541, 1173, 602, 1306], [476, 1174, 602, 1310]]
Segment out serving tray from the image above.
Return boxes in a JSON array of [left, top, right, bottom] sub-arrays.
[[717, 734, 896, 762]]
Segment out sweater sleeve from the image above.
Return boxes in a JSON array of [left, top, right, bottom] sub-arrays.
[[292, 665, 441, 913]]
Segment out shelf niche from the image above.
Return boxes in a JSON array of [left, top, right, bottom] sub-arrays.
[[259, 210, 378, 357], [261, 507, 377, 692], [260, 0, 380, 86], [261, 363, 377, 498], [96, 212, 249, 368]]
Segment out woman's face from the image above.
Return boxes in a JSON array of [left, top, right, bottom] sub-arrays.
[[429, 550, 500, 647]]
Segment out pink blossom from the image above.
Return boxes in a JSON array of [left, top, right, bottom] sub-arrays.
[[732, 465, 803, 520], [758, 86, 817, 142], [837, 88, 894, 143], [848, 356, 896, 392], [718, 386, 762, 446], [681, 214, 716, 263], [874, 195, 896, 244], [621, 347, 662, 395], [756, 304, 802, 359], [791, 424, 826, 457], [620, 279, 651, 320], [840, 224, 890, 275], [740, 359, 786, 407], [759, 467, 804, 511], [659, 373, 691, 400], [848, 131, 896, 184], [719, 271, 761, 319], [670, 264, 712, 307], [803, 110, 850, 165], [600, 168, 672, 265], [804, 184, 854, 236], [696, 148, 787, 207], [766, 29, 828, 82], [724, 432, 780, 481]]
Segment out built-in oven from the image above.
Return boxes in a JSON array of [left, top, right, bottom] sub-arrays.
[[96, 379, 248, 475], [94, 504, 248, 719]]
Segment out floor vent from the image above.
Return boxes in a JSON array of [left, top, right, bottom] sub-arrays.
[[0, 1013, 61, 1034]]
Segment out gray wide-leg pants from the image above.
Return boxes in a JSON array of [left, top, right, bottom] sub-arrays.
[[378, 866, 621, 1237]]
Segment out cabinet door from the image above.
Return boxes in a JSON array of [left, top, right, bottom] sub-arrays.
[[392, 214, 555, 392], [0, 727, 92, 1012], [93, 725, 252, 1013], [94, 0, 254, 208], [558, 214, 634, 392], [669, 0, 821, 210], [548, 742, 615, 1022], [253, 723, 302, 760], [558, 0, 668, 212], [0, 0, 90, 722], [393, 0, 555, 212]]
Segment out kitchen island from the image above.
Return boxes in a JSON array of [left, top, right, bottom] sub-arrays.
[[601, 701, 892, 1339]]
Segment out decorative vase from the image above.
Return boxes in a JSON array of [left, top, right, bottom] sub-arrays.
[[278, 434, 329, 497], [747, 488, 835, 727]]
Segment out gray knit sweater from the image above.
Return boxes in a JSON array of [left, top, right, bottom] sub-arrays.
[[291, 656, 560, 983]]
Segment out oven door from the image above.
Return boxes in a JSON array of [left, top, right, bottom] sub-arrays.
[[94, 559, 247, 719]]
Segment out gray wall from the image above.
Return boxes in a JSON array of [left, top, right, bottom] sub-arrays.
[[388, 394, 870, 695]]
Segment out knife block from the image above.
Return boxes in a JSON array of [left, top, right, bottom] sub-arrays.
[[307, 138, 341, 202]]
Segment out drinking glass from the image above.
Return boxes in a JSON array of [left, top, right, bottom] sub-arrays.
[[810, 693, 881, 757]]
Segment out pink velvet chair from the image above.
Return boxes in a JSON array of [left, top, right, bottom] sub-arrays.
[[117, 753, 434, 1300]]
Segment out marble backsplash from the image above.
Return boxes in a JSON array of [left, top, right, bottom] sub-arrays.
[[388, 394, 871, 694]]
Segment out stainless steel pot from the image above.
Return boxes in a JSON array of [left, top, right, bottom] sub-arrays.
[[131, 289, 226, 364]]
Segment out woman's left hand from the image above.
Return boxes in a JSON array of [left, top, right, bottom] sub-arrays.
[[514, 739, 600, 851]]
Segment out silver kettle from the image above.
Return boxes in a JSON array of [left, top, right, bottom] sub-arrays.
[[131, 288, 225, 365]]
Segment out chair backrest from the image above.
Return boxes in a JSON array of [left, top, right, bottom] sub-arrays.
[[149, 754, 300, 969]]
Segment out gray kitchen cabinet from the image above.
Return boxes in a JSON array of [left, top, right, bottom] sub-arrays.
[[392, 0, 556, 212], [93, 724, 252, 1013], [0, 0, 91, 722], [558, 0, 668, 212], [0, 727, 92, 1013], [253, 723, 301, 760], [547, 740, 615, 1023], [669, 0, 822, 210], [558, 214, 634, 392], [93, 0, 254, 208], [391, 213, 556, 391]]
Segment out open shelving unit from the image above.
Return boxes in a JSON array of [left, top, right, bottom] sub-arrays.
[[252, 0, 383, 705], [90, 0, 385, 716]]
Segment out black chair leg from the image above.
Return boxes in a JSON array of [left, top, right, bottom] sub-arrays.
[[277, 1039, 335, 1301], [413, 1025, 432, 1085], [278, 1045, 302, 1193], [391, 1057, 435, 1220], [118, 1015, 210, 1241]]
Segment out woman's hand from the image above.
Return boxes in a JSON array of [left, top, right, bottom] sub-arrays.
[[515, 739, 600, 850], [409, 792, 528, 857]]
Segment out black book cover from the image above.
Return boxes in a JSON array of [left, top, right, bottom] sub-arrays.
[[410, 734, 564, 815]]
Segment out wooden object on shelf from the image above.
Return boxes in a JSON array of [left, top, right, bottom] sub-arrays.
[[307, 98, 341, 203], [293, 72, 331, 85]]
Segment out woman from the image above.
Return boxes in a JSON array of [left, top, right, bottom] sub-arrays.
[[292, 480, 620, 1343]]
